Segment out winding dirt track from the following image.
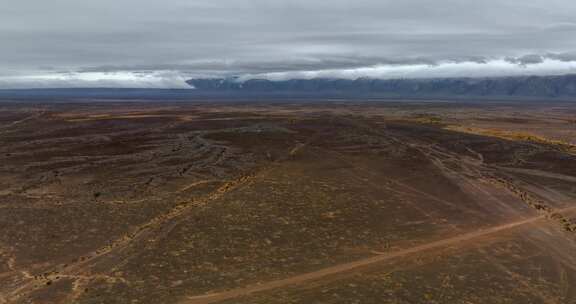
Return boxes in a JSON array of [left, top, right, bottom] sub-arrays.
[[1, 135, 315, 303], [1, 171, 261, 303], [182, 206, 576, 304]]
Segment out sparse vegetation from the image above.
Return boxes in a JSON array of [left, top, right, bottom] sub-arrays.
[[446, 125, 576, 154], [1, 102, 575, 304]]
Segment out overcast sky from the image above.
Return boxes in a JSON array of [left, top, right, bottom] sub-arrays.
[[2, 0, 576, 88]]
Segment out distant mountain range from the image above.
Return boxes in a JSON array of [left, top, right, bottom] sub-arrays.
[[187, 74, 576, 99], [3, 74, 576, 101]]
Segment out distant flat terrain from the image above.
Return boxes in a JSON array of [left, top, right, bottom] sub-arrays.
[[0, 101, 575, 304]]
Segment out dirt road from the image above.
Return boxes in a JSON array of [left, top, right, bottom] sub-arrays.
[[183, 206, 576, 304]]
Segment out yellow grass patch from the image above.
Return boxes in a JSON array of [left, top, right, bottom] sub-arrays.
[[446, 125, 576, 153]]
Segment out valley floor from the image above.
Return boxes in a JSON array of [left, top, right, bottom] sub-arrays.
[[0, 100, 575, 304]]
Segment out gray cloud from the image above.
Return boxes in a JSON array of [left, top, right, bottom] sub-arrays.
[[2, 0, 576, 87]]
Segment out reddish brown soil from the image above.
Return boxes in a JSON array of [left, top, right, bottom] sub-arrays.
[[0, 101, 575, 304]]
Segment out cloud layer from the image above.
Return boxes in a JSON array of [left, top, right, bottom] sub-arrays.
[[0, 72, 192, 89], [2, 0, 576, 88], [237, 58, 576, 81]]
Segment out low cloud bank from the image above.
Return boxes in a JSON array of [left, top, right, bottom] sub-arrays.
[[0, 71, 193, 89], [236, 58, 576, 82], [3, 58, 576, 89]]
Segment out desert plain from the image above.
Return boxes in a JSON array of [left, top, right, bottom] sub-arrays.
[[0, 100, 575, 304]]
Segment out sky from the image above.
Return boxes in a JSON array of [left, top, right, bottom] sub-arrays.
[[2, 0, 576, 88]]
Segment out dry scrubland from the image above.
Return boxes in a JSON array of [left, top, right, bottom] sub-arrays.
[[0, 101, 575, 304]]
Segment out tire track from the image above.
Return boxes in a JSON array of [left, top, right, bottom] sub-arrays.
[[182, 205, 576, 304]]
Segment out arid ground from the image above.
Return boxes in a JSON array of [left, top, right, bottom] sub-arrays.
[[0, 100, 575, 304]]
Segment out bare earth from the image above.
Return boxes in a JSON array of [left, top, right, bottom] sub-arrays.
[[0, 100, 575, 304]]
